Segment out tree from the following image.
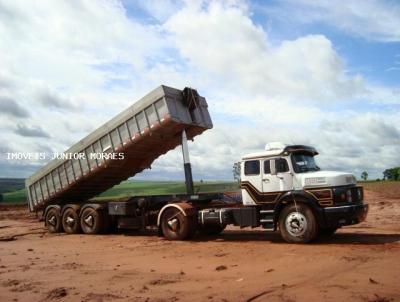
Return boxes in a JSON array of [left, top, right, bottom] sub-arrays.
[[383, 167, 400, 181], [0, 194, 3, 202], [232, 162, 241, 184], [361, 171, 368, 181]]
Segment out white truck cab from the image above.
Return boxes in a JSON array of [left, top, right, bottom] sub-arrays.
[[241, 142, 358, 206], [234, 142, 368, 243]]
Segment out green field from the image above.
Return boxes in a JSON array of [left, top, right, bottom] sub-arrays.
[[0, 180, 239, 204], [2, 178, 399, 205]]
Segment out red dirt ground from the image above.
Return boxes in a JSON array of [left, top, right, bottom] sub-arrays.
[[0, 185, 399, 302]]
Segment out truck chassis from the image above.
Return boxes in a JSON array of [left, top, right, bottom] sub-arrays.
[[43, 187, 368, 243]]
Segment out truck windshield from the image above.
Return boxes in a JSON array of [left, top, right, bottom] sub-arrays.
[[291, 153, 320, 173]]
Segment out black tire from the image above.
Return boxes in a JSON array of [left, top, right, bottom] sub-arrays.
[[62, 207, 81, 234], [45, 207, 63, 233], [80, 207, 104, 234], [199, 224, 226, 236], [161, 207, 195, 240], [279, 203, 318, 243], [319, 227, 337, 237]]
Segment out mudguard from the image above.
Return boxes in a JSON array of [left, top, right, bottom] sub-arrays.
[[275, 190, 325, 226], [157, 202, 197, 227]]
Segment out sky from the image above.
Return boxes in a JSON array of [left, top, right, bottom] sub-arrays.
[[0, 0, 399, 181]]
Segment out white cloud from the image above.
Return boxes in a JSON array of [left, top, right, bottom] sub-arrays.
[[165, 2, 365, 102], [0, 0, 398, 181], [0, 0, 168, 155], [267, 0, 400, 42]]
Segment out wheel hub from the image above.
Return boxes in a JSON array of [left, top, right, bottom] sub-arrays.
[[84, 215, 94, 227], [285, 212, 307, 237], [66, 216, 75, 226], [48, 215, 56, 226], [167, 218, 179, 231]]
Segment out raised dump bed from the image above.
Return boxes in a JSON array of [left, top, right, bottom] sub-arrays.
[[26, 86, 212, 212]]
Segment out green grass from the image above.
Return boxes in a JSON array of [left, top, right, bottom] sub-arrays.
[[0, 180, 239, 204], [2, 189, 27, 204], [94, 180, 239, 200]]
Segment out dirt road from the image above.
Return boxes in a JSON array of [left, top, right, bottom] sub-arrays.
[[0, 189, 399, 302]]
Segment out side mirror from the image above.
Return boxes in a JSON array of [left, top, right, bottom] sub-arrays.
[[270, 159, 276, 175]]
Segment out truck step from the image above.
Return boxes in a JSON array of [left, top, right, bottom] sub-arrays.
[[260, 210, 274, 214], [260, 209, 275, 231], [262, 222, 275, 231], [260, 219, 274, 223], [259, 209, 275, 230]]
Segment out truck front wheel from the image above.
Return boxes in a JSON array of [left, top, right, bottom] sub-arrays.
[[279, 204, 318, 243], [161, 207, 195, 240]]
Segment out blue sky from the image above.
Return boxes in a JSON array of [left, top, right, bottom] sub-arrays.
[[0, 0, 399, 180]]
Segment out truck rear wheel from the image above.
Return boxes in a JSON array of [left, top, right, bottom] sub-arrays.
[[279, 204, 318, 243], [80, 207, 104, 234], [45, 208, 63, 233], [161, 207, 195, 240], [62, 208, 81, 234]]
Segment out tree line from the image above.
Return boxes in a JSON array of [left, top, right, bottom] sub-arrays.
[[383, 167, 400, 181], [361, 167, 400, 181]]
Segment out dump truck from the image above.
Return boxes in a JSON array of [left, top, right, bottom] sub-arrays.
[[26, 85, 368, 243]]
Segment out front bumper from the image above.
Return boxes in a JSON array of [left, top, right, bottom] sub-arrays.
[[323, 203, 368, 228]]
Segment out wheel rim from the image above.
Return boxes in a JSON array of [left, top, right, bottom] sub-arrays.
[[167, 217, 179, 231], [163, 209, 182, 235], [65, 216, 75, 226], [84, 215, 94, 228], [48, 215, 57, 226], [285, 212, 307, 237]]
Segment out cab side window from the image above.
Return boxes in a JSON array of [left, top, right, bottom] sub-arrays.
[[276, 158, 289, 173], [264, 160, 271, 174], [244, 160, 260, 175]]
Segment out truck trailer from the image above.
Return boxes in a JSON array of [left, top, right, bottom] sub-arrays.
[[26, 85, 368, 243]]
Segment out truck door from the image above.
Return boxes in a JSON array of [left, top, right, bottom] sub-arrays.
[[273, 157, 293, 191], [241, 160, 262, 205], [262, 159, 280, 193]]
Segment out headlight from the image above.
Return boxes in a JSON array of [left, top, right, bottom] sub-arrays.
[[346, 189, 352, 202], [305, 177, 327, 186], [357, 188, 362, 200]]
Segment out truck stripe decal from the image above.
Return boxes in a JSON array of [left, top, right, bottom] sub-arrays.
[[240, 181, 282, 204], [241, 181, 334, 206]]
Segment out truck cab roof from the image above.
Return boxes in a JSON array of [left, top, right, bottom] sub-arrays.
[[242, 142, 318, 160]]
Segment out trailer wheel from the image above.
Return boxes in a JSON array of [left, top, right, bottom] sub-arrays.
[[279, 204, 318, 243], [199, 225, 226, 236], [45, 208, 62, 233], [161, 207, 195, 240], [80, 207, 104, 234], [62, 208, 81, 234]]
